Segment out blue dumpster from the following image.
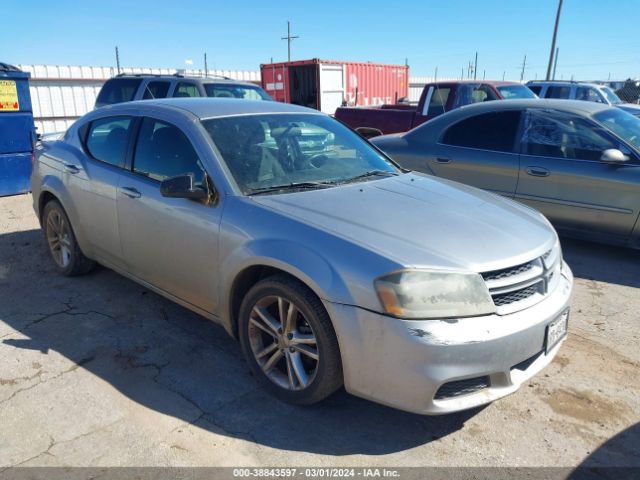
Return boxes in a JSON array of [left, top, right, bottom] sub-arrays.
[[0, 63, 35, 197]]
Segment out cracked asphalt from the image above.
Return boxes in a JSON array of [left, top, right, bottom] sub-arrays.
[[0, 193, 639, 468]]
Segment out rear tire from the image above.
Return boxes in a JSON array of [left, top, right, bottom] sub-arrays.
[[238, 274, 343, 405], [42, 200, 94, 276]]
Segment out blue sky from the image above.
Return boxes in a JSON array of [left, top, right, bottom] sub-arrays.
[[3, 0, 639, 81]]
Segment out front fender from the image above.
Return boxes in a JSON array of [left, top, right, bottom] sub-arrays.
[[219, 238, 354, 332]]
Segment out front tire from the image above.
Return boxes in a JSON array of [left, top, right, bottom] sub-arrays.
[[238, 275, 343, 405], [42, 200, 94, 276]]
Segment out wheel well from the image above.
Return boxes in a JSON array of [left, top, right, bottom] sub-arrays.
[[229, 265, 309, 338], [38, 191, 58, 223]]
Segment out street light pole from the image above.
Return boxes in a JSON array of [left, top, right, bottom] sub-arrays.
[[546, 0, 563, 80]]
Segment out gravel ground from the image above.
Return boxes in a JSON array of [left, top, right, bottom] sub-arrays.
[[0, 193, 638, 469]]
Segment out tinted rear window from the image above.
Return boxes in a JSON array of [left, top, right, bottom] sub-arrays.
[[441, 111, 521, 152], [85, 116, 133, 167], [142, 81, 171, 100], [528, 85, 542, 95], [95, 78, 142, 106], [546, 86, 572, 99]]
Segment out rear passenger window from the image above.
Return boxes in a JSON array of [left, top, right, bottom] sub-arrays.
[[546, 86, 571, 99], [85, 116, 133, 167], [441, 111, 521, 152], [173, 83, 201, 98], [142, 81, 171, 100], [528, 85, 542, 96], [95, 78, 142, 106], [133, 118, 205, 185]]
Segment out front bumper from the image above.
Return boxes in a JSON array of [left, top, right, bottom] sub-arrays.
[[325, 261, 573, 415]]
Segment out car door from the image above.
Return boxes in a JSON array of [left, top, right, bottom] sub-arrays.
[[427, 110, 523, 197], [515, 108, 640, 240], [72, 115, 135, 268], [116, 115, 221, 313]]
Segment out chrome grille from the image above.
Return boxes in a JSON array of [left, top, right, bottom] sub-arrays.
[[482, 262, 534, 282], [481, 243, 561, 314]]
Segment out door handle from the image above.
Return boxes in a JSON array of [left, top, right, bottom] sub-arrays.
[[63, 163, 81, 174], [120, 187, 142, 199], [435, 157, 451, 164], [526, 167, 550, 177]]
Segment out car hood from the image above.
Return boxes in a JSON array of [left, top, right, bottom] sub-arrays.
[[251, 173, 556, 273]]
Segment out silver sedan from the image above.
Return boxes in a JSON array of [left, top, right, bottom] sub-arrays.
[[31, 98, 572, 414], [371, 99, 640, 249]]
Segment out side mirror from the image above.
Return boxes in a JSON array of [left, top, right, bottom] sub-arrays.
[[601, 149, 630, 164], [160, 174, 208, 201]]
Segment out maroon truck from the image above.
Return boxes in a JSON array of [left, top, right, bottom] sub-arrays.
[[335, 80, 536, 138]]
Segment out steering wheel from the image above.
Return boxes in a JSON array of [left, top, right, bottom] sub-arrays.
[[307, 153, 329, 169]]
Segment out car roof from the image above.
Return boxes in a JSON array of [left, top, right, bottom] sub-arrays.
[[431, 80, 524, 87], [527, 80, 605, 88], [106, 97, 323, 119], [455, 98, 613, 115], [110, 74, 258, 87]]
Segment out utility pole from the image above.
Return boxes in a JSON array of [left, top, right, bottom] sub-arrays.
[[204, 52, 208, 77], [552, 47, 559, 80], [115, 46, 121, 74], [546, 0, 563, 80], [434, 66, 438, 82], [461, 67, 464, 80], [281, 20, 299, 62], [483, 69, 485, 80], [474, 52, 478, 80], [502, 71, 506, 81], [520, 54, 527, 82]]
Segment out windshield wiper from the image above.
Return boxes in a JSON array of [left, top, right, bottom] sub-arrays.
[[340, 170, 400, 184], [247, 181, 336, 196]]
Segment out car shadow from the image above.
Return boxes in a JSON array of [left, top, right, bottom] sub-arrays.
[[560, 237, 640, 289], [570, 422, 640, 478], [0, 228, 480, 456]]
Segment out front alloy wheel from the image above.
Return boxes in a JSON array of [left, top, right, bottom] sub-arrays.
[[248, 295, 319, 390], [239, 275, 343, 405]]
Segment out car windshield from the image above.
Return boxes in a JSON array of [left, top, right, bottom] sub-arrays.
[[202, 113, 400, 194], [594, 108, 640, 150], [204, 83, 272, 101], [601, 86, 623, 105], [497, 85, 537, 99]]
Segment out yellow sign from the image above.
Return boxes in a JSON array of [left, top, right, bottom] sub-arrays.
[[0, 80, 20, 111]]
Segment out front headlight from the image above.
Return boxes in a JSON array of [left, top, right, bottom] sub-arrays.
[[374, 269, 495, 319]]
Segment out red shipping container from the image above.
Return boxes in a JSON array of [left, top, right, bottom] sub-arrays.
[[260, 59, 409, 115]]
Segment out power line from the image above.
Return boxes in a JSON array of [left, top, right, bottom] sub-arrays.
[[280, 20, 299, 63], [546, 0, 563, 80]]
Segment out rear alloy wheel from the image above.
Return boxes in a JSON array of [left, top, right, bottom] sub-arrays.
[[239, 275, 342, 404], [43, 200, 94, 276]]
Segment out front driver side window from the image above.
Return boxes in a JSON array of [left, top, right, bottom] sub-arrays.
[[521, 109, 616, 161], [133, 118, 205, 186]]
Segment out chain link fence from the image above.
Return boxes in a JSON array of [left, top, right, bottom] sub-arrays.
[[613, 79, 640, 104]]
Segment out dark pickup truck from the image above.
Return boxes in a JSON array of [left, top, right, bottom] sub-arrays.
[[335, 80, 536, 138]]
